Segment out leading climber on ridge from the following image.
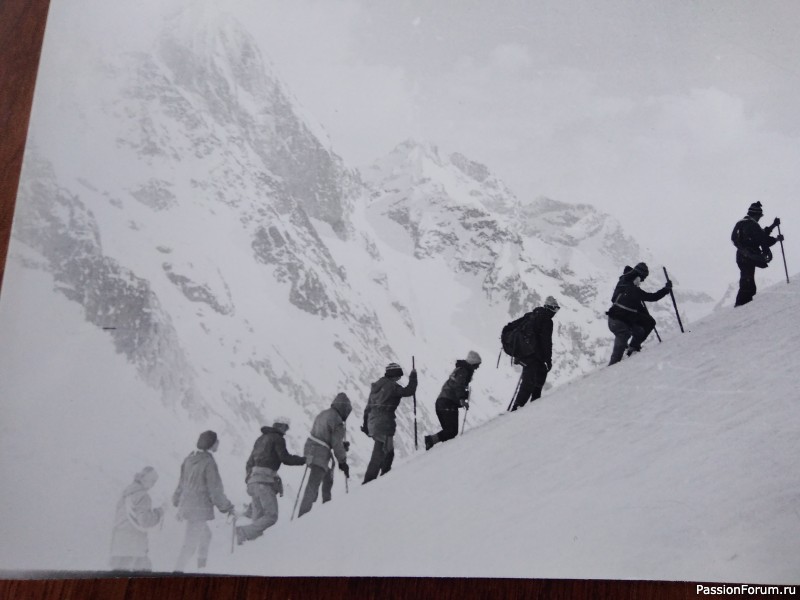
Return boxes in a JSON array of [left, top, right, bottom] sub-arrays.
[[509, 296, 560, 411], [606, 262, 671, 365], [731, 201, 784, 307], [362, 362, 417, 484]]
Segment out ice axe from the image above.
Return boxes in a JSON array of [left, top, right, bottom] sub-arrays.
[[663, 267, 685, 333], [777, 222, 789, 284], [229, 513, 237, 554], [506, 372, 523, 412], [290, 464, 309, 521], [461, 385, 471, 435], [412, 355, 418, 450]]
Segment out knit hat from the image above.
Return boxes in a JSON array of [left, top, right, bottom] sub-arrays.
[[197, 430, 218, 451], [633, 262, 649, 279], [543, 296, 560, 312], [465, 350, 482, 365], [747, 201, 763, 217], [385, 362, 403, 378]]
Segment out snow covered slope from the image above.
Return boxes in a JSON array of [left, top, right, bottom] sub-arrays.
[[206, 277, 799, 583]]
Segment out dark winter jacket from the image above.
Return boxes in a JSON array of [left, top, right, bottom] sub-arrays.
[[172, 450, 234, 522], [516, 307, 554, 364], [304, 394, 352, 471], [607, 271, 670, 323], [436, 360, 477, 410], [110, 480, 162, 559], [731, 216, 778, 263], [363, 372, 418, 438], [245, 426, 305, 480]]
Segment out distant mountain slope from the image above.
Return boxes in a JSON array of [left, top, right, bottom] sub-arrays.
[[8, 7, 716, 464]]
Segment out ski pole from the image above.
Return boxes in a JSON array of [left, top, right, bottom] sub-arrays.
[[653, 326, 662, 343], [291, 465, 309, 521], [662, 267, 685, 333], [777, 223, 789, 284], [344, 430, 350, 494], [507, 373, 523, 412], [461, 406, 468, 435], [496, 346, 502, 369], [230, 514, 237, 554], [412, 355, 418, 451]]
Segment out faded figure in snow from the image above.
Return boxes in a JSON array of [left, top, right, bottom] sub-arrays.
[[109, 466, 164, 571], [173, 430, 235, 572], [298, 393, 352, 518]]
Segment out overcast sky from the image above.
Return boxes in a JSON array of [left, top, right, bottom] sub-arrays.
[[41, 0, 800, 299]]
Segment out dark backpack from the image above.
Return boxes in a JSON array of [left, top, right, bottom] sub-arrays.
[[731, 219, 770, 267], [501, 314, 535, 359], [731, 220, 744, 248]]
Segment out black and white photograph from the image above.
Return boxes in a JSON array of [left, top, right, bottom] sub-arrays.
[[0, 0, 799, 584]]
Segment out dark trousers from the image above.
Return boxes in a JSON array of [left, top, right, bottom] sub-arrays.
[[297, 464, 334, 517], [608, 316, 650, 365], [434, 401, 460, 443], [511, 360, 549, 410], [363, 436, 394, 484], [735, 253, 757, 306]]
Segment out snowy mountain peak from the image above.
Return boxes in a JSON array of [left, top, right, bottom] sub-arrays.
[[521, 196, 642, 262], [449, 152, 490, 183]]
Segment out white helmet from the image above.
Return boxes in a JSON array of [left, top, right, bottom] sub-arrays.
[[273, 416, 291, 428]]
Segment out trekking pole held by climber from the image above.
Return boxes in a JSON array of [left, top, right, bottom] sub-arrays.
[[344, 431, 350, 494], [663, 267, 685, 333], [412, 355, 418, 450], [290, 464, 309, 521], [496, 346, 502, 368], [653, 326, 662, 343], [507, 372, 523, 412], [230, 513, 237, 554], [777, 222, 789, 284]]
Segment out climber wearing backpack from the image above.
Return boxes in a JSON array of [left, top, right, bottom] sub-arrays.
[[362, 362, 418, 484], [731, 201, 784, 306], [425, 351, 481, 450], [235, 417, 306, 545], [298, 393, 352, 518], [507, 296, 560, 411], [606, 262, 671, 365]]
